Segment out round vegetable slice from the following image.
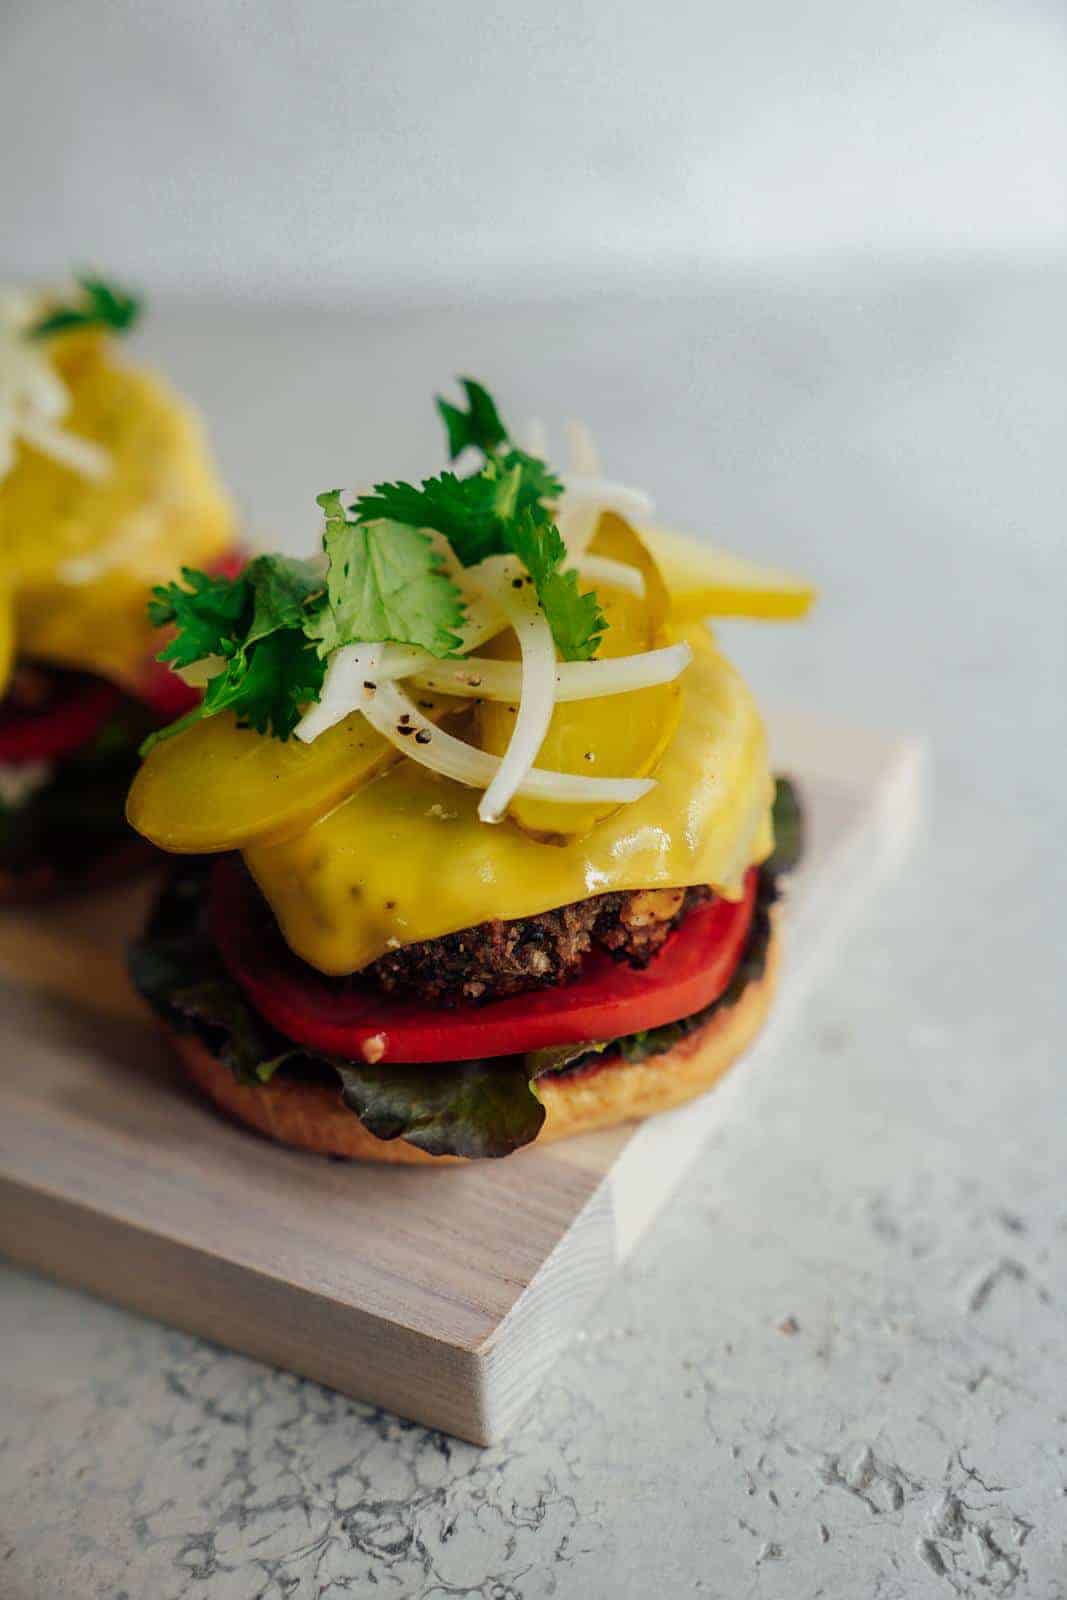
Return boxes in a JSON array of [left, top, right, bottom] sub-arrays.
[[210, 856, 757, 1064], [640, 525, 815, 621], [476, 512, 681, 836]]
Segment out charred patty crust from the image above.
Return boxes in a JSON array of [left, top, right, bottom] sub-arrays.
[[369, 884, 713, 1006]]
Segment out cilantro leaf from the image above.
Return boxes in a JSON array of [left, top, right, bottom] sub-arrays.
[[200, 628, 326, 740], [149, 567, 251, 669], [143, 556, 327, 752], [352, 472, 507, 567], [351, 454, 561, 571], [306, 490, 465, 657], [245, 554, 324, 645], [501, 447, 564, 511], [30, 273, 142, 340], [507, 510, 607, 661], [436, 378, 508, 460], [142, 626, 325, 754]]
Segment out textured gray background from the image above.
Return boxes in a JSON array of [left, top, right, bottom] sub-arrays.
[[3, 0, 1067, 297], [2, 2, 1066, 1594]]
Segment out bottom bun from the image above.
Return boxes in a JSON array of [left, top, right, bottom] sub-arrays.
[[175, 924, 779, 1165]]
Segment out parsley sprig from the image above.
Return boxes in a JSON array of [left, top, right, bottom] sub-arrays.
[[143, 379, 606, 750], [30, 274, 141, 341]]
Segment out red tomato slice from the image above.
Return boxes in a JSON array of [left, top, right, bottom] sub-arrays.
[[0, 673, 123, 764], [210, 857, 758, 1063]]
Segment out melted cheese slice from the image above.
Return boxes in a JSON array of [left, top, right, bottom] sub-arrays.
[[244, 626, 774, 975], [0, 332, 234, 689]]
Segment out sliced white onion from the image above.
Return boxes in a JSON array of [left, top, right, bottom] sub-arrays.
[[177, 653, 227, 688], [475, 556, 557, 824], [359, 677, 654, 809], [301, 628, 689, 713], [295, 643, 384, 744], [556, 476, 656, 556], [292, 590, 508, 745], [453, 586, 506, 650], [409, 640, 692, 703], [15, 414, 110, 480], [575, 554, 645, 597], [566, 418, 602, 476]]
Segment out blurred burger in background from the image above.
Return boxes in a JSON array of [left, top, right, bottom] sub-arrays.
[[0, 272, 238, 899]]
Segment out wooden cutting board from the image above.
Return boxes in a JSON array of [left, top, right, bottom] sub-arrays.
[[0, 712, 924, 1444]]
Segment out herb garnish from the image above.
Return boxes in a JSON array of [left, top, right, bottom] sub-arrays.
[[144, 379, 604, 750], [305, 490, 464, 658], [29, 274, 141, 340]]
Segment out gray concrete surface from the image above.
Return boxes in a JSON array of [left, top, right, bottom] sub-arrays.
[[1, 259, 1065, 1597]]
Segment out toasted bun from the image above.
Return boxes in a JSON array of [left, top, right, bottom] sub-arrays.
[[173, 925, 779, 1164]]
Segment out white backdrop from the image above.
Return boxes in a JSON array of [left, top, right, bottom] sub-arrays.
[[3, 0, 1066, 301]]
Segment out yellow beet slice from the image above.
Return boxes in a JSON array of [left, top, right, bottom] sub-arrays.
[[475, 512, 681, 837], [127, 691, 460, 854], [641, 524, 815, 621]]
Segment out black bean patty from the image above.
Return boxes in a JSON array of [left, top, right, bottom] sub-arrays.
[[369, 884, 713, 1006]]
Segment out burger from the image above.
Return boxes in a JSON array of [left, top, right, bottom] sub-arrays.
[[127, 381, 812, 1162], [0, 274, 237, 899]]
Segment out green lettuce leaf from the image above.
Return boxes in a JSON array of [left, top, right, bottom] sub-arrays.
[[128, 860, 546, 1159], [332, 1058, 544, 1159], [766, 774, 804, 875]]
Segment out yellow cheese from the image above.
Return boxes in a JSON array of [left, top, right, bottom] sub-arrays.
[[244, 626, 774, 975], [0, 331, 235, 689], [641, 524, 815, 621]]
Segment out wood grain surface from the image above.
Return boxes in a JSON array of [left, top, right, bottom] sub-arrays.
[[0, 712, 924, 1443]]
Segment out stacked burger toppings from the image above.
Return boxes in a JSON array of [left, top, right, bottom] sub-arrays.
[[127, 380, 812, 1160]]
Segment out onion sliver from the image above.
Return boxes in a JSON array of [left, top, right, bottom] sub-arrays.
[[360, 678, 654, 809], [476, 557, 558, 823], [17, 414, 110, 480], [295, 643, 384, 744], [575, 554, 645, 597], [293, 593, 509, 745], [557, 476, 655, 556], [410, 640, 692, 703], [566, 419, 602, 476]]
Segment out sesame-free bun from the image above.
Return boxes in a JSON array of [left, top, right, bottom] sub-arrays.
[[172, 925, 779, 1164]]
